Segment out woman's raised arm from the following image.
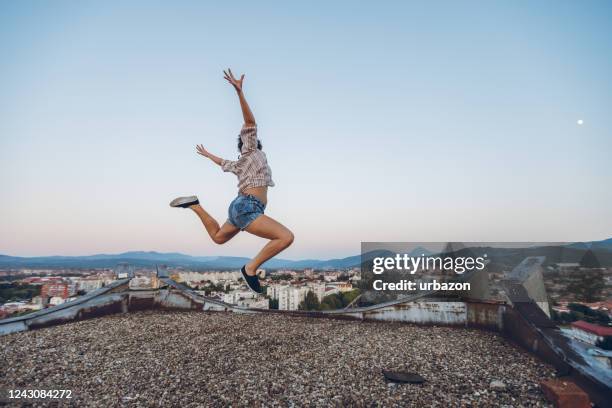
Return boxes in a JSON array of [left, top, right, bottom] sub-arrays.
[[224, 69, 256, 126]]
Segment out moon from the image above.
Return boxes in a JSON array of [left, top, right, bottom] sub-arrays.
[[577, 119, 584, 125]]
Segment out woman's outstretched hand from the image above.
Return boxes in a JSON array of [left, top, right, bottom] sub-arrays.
[[224, 68, 244, 93], [196, 144, 223, 166], [196, 144, 210, 158]]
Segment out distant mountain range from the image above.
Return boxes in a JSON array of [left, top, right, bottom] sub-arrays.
[[0, 251, 365, 270], [0, 238, 610, 270]]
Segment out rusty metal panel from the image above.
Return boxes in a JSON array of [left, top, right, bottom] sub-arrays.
[[466, 302, 504, 330], [128, 292, 158, 311], [72, 298, 125, 322], [157, 290, 201, 310]]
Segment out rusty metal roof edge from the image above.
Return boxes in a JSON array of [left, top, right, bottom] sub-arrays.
[[533, 323, 612, 392], [0, 278, 131, 325], [1, 275, 508, 327], [542, 327, 612, 404], [504, 298, 612, 396]]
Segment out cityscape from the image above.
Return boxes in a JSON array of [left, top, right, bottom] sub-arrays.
[[0, 265, 362, 317]]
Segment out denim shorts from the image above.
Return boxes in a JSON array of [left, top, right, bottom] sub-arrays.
[[227, 194, 266, 230]]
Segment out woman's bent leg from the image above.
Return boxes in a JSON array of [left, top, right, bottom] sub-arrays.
[[190, 204, 240, 244], [244, 215, 294, 275]]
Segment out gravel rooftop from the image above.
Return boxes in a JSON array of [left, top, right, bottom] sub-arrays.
[[1, 310, 555, 407]]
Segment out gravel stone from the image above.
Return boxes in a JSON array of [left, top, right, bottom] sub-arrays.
[[490, 380, 507, 391], [0, 310, 555, 407]]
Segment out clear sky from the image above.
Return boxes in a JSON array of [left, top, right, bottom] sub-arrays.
[[1, 1, 611, 259]]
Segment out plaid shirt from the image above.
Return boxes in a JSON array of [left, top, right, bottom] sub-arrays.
[[221, 125, 275, 192]]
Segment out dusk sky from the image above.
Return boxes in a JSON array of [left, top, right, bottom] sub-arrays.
[[1, 1, 611, 259]]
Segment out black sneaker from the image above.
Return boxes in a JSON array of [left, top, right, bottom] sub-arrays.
[[169, 195, 199, 208], [241, 265, 262, 294]]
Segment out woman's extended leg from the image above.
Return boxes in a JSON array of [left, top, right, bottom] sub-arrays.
[[190, 204, 240, 244], [244, 215, 294, 275]]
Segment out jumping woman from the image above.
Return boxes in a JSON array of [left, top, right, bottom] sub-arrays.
[[170, 69, 294, 293]]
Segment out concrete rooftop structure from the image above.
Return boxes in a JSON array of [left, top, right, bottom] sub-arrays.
[[1, 310, 555, 407]]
